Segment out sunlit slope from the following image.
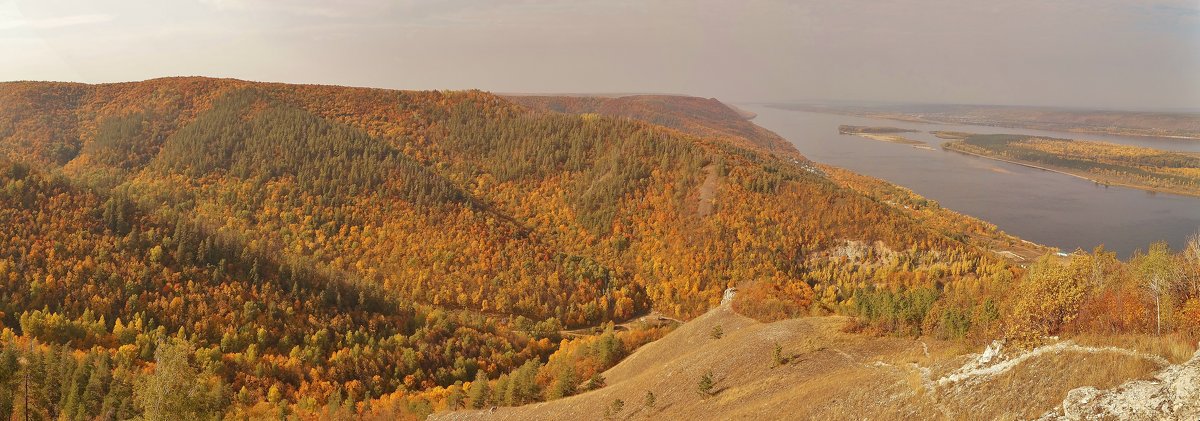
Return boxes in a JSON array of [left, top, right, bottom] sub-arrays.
[[435, 294, 1195, 420]]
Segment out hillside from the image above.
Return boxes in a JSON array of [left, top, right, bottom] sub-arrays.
[[507, 95, 800, 157], [435, 291, 1200, 420], [1, 77, 1190, 419]]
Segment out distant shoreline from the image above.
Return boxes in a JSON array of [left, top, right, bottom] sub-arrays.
[[942, 145, 1200, 199], [770, 105, 1200, 143]]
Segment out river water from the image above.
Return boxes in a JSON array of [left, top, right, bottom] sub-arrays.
[[744, 105, 1200, 258]]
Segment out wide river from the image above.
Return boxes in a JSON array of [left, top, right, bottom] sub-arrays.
[[743, 105, 1200, 258]]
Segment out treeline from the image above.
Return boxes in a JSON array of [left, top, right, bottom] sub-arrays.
[[352, 323, 670, 419], [507, 95, 800, 156], [834, 240, 1200, 345]]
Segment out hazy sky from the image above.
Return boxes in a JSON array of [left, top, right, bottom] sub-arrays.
[[2, 0, 1198, 110]]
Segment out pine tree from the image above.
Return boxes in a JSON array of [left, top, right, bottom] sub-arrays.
[[697, 371, 715, 397], [102, 369, 135, 421], [445, 383, 465, 410], [467, 370, 490, 409], [492, 374, 511, 406], [81, 356, 111, 417], [549, 364, 576, 399], [709, 325, 723, 339]]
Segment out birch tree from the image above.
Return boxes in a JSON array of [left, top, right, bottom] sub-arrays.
[[1135, 242, 1179, 336]]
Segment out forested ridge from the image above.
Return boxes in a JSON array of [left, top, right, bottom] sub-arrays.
[[507, 94, 799, 157], [0, 77, 1192, 420]]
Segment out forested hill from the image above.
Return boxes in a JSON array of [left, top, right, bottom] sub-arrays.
[[506, 94, 800, 157], [0, 77, 1026, 419]]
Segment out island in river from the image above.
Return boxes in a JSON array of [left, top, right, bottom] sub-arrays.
[[838, 125, 933, 149], [937, 131, 1200, 197]]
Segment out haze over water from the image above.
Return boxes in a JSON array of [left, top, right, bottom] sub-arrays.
[[747, 105, 1200, 258]]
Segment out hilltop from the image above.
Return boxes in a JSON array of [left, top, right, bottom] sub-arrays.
[[507, 94, 800, 157]]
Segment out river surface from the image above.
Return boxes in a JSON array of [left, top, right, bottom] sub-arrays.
[[744, 105, 1200, 258]]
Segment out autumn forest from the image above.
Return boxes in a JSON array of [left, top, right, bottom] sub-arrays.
[[0, 78, 1197, 420]]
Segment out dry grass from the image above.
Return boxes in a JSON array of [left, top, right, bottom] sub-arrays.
[[432, 304, 1193, 420], [1070, 333, 1198, 364], [939, 351, 1160, 419]]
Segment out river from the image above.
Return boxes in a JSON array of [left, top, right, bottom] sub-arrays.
[[744, 105, 1200, 258]]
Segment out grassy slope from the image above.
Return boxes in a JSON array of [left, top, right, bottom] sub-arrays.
[[435, 294, 1191, 420]]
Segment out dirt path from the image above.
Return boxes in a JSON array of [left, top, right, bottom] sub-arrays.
[[696, 164, 718, 217]]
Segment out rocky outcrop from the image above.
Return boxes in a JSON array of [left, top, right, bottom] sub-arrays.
[[1042, 344, 1200, 420]]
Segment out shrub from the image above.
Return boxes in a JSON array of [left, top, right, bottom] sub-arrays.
[[697, 371, 715, 396], [732, 280, 815, 322], [1178, 298, 1200, 337], [1004, 256, 1090, 345], [1071, 285, 1154, 335]]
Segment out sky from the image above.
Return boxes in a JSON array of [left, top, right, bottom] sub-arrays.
[[1, 0, 1198, 110]]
